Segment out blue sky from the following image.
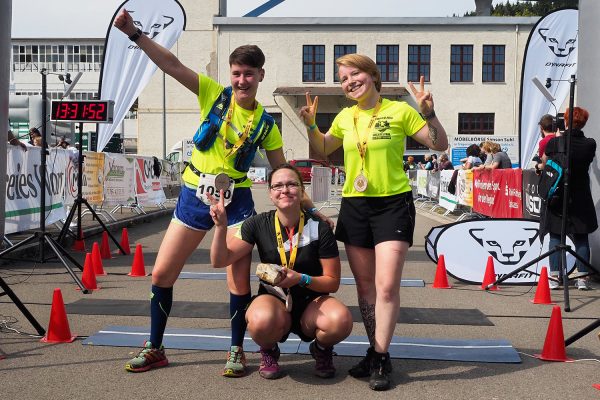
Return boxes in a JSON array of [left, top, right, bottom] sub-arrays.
[[12, 0, 512, 38]]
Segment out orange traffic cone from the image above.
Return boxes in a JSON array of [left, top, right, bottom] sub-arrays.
[[78, 253, 100, 291], [100, 231, 112, 259], [536, 306, 572, 362], [481, 256, 498, 290], [128, 244, 147, 277], [119, 228, 131, 255], [41, 288, 76, 343], [531, 266, 553, 305], [91, 242, 107, 276], [72, 227, 86, 252], [432, 255, 451, 289]]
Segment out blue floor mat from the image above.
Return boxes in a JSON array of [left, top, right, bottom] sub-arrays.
[[178, 272, 425, 287], [83, 326, 520, 363]]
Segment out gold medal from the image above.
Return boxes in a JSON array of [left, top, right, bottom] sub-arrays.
[[214, 172, 231, 192], [353, 173, 368, 192]]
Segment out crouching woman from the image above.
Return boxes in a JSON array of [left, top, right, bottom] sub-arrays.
[[210, 164, 353, 379]]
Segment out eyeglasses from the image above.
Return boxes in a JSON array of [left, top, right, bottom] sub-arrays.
[[269, 181, 301, 192]]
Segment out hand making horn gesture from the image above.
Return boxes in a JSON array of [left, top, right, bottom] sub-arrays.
[[408, 75, 434, 118], [299, 92, 319, 129], [208, 190, 227, 227]]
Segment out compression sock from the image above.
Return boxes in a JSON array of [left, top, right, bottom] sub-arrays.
[[230, 292, 251, 347], [149, 285, 173, 348]]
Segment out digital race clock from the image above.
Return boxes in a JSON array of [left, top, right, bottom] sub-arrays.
[[50, 100, 115, 123]]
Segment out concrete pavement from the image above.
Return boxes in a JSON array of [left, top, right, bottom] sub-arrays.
[[1, 186, 599, 400]]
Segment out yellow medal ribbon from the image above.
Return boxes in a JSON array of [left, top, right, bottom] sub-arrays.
[[352, 97, 383, 171], [274, 211, 305, 270], [222, 96, 256, 159]]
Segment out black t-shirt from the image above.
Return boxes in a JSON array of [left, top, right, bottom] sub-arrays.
[[238, 210, 339, 297]]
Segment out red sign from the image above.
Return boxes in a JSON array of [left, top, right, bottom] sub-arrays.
[[473, 169, 523, 218]]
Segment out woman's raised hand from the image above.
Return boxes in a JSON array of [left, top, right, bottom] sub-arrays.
[[408, 75, 434, 117], [208, 190, 228, 227], [299, 92, 319, 128]]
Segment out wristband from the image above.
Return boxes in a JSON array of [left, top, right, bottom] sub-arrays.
[[307, 123, 317, 131], [307, 207, 318, 214], [422, 110, 436, 120], [299, 274, 312, 287], [128, 28, 143, 42]]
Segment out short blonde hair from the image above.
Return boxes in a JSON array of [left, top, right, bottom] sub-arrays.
[[336, 53, 382, 92]]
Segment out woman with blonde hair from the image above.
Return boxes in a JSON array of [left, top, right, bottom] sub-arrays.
[[300, 53, 448, 390]]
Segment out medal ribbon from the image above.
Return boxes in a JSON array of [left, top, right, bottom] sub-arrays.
[[352, 97, 383, 174], [274, 211, 305, 270], [222, 96, 256, 159]]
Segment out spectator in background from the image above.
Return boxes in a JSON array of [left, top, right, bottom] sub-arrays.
[[461, 144, 482, 169], [436, 153, 453, 170], [8, 129, 27, 151], [541, 107, 596, 290], [32, 136, 43, 147], [535, 114, 558, 173], [478, 142, 487, 164], [28, 127, 41, 146], [430, 154, 438, 170], [404, 156, 418, 171], [420, 154, 434, 170], [485, 142, 512, 170]]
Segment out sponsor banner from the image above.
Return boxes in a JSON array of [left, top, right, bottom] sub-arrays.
[[160, 160, 181, 199], [416, 170, 428, 197], [425, 219, 576, 284], [248, 167, 267, 184], [5, 147, 68, 234], [135, 156, 166, 206], [519, 8, 578, 167], [103, 153, 136, 205], [473, 169, 523, 218], [451, 136, 519, 168], [97, 0, 186, 151], [64, 151, 105, 206], [456, 169, 473, 207], [522, 169, 542, 220], [426, 171, 440, 200], [438, 170, 458, 212]]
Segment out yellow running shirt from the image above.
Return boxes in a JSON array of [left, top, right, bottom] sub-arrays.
[[181, 74, 283, 188], [329, 98, 426, 197]]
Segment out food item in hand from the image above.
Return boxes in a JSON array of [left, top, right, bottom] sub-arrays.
[[256, 263, 284, 285]]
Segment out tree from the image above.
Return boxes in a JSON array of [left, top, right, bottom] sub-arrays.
[[464, 0, 578, 16]]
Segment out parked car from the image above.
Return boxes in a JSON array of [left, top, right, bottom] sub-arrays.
[[288, 159, 345, 184]]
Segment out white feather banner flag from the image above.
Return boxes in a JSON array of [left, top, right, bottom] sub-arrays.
[[97, 0, 186, 152]]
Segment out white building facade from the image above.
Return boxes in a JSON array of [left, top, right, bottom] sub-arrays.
[[11, 0, 537, 162]]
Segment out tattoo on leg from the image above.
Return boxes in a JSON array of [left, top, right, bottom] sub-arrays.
[[358, 297, 376, 346], [427, 122, 438, 146]]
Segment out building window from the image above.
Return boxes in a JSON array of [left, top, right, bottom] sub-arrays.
[[303, 45, 325, 82], [406, 135, 429, 151], [333, 45, 357, 82], [407, 45, 430, 82], [376, 45, 399, 82], [12, 43, 103, 73], [482, 45, 505, 82], [458, 113, 495, 135], [450, 45, 473, 82]]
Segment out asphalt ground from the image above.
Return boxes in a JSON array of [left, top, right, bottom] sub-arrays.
[[1, 186, 599, 400]]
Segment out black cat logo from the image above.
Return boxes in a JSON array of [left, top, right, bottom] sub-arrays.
[[128, 9, 175, 40], [469, 227, 538, 265], [538, 28, 577, 58]]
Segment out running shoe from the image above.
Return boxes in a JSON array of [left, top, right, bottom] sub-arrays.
[[369, 351, 392, 391], [348, 346, 374, 378], [125, 341, 168, 372], [576, 278, 591, 291], [309, 341, 335, 378], [259, 345, 282, 379], [222, 345, 247, 377]]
